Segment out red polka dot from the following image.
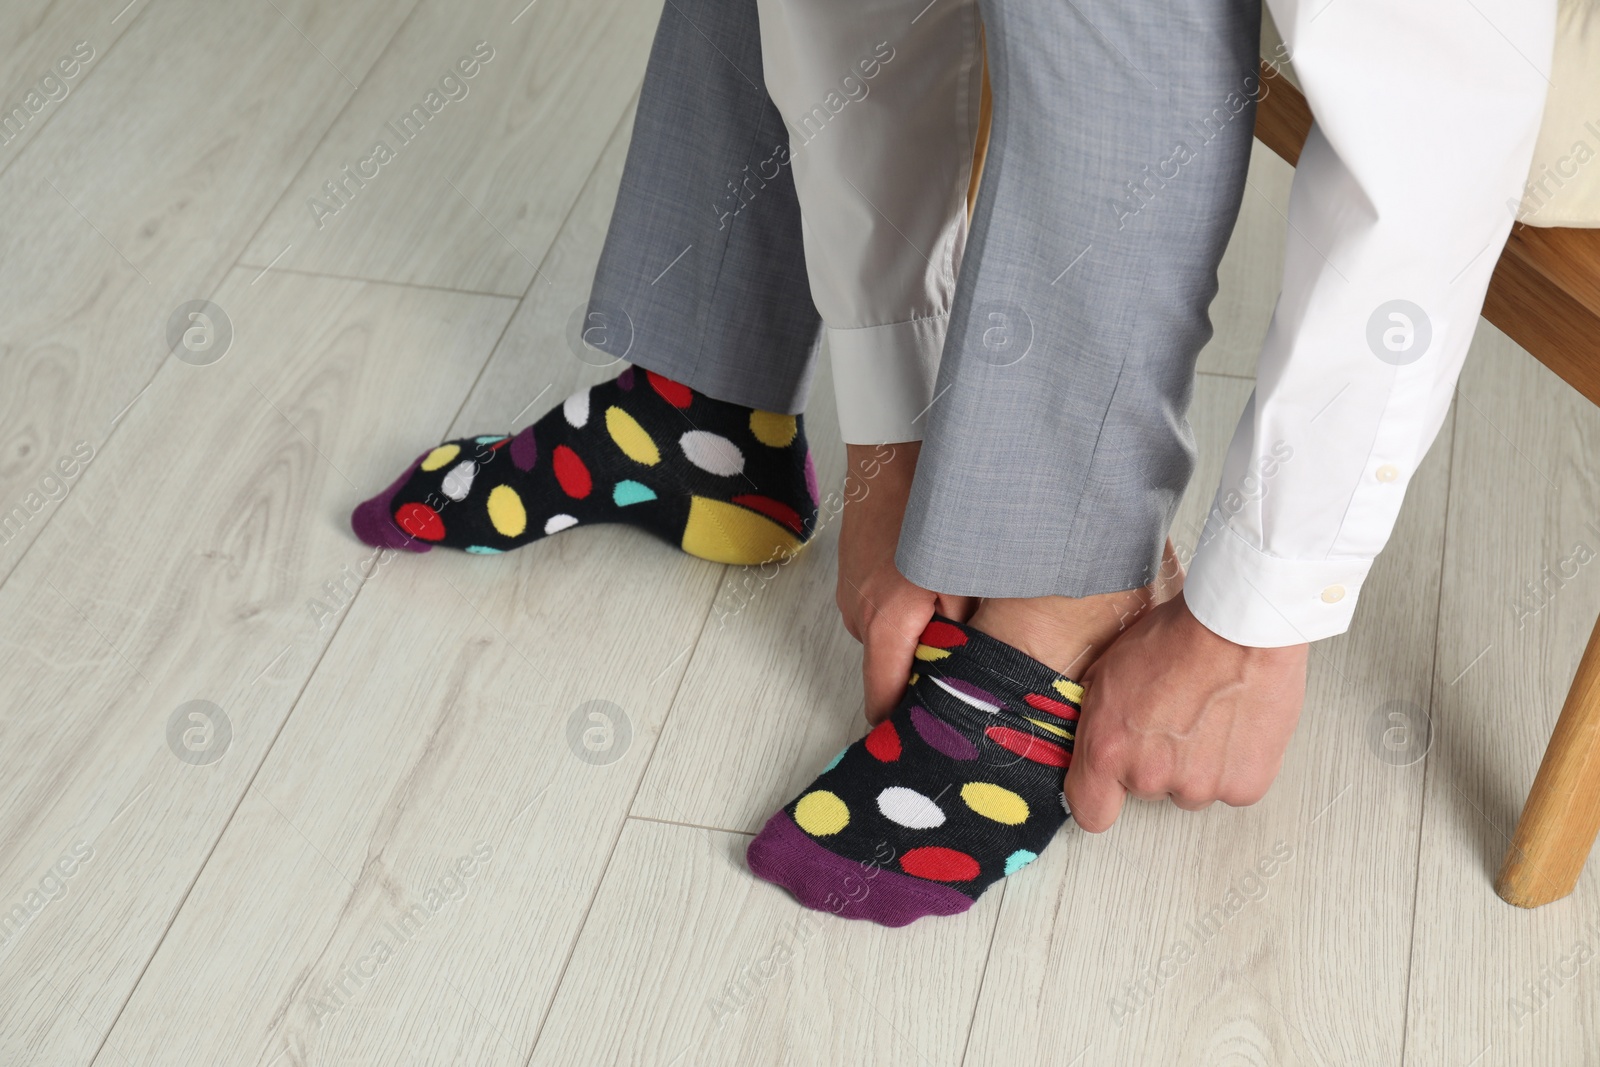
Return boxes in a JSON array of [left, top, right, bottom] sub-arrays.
[[1024, 693, 1080, 721], [394, 502, 444, 541], [985, 726, 1070, 768], [730, 493, 803, 534], [552, 445, 592, 499], [919, 620, 968, 649], [647, 371, 693, 409], [864, 720, 901, 762], [900, 846, 980, 882]]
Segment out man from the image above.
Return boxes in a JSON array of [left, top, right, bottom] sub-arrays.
[[356, 0, 1554, 924]]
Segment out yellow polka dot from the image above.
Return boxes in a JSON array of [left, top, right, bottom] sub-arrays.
[[421, 443, 461, 471], [908, 672, 919, 686], [681, 496, 803, 564], [913, 643, 951, 662], [1052, 678, 1085, 703], [486, 485, 527, 537], [749, 410, 797, 448], [1026, 717, 1072, 739], [961, 782, 1029, 825], [606, 406, 660, 466], [794, 790, 849, 836]]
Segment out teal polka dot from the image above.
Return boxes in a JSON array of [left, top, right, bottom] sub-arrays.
[[821, 747, 849, 773], [1003, 849, 1037, 876], [474, 435, 506, 445], [465, 545, 503, 554], [612, 479, 657, 507]]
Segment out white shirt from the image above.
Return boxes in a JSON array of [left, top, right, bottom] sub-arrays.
[[1183, 0, 1554, 645]]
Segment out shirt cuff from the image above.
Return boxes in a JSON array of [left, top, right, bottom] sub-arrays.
[[827, 315, 947, 444], [1183, 523, 1375, 647]]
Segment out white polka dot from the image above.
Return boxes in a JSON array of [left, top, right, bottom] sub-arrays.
[[679, 430, 744, 476], [545, 514, 579, 535], [563, 388, 590, 429], [876, 786, 945, 829], [931, 676, 1003, 713], [440, 460, 477, 501]]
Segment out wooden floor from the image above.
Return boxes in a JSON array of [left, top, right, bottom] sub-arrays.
[[2, 2, 1597, 1064]]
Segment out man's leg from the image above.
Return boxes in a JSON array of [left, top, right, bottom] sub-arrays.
[[749, 0, 1263, 925], [899, 0, 1261, 606], [586, 0, 821, 414], [754, 0, 984, 446], [354, 0, 828, 565], [745, 0, 991, 733]]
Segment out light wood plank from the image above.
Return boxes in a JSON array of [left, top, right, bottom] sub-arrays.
[[270, 0, 423, 86], [82, 99, 735, 1067], [0, 0, 148, 173], [455, 99, 641, 428], [0, 0, 412, 580], [93, 528, 720, 1067], [628, 349, 852, 834], [1405, 322, 1600, 1064], [960, 372, 1450, 1066], [530, 819, 1001, 1067], [0, 268, 516, 1065], [238, 0, 663, 295]]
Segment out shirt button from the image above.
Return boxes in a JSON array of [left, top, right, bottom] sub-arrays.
[[1321, 585, 1346, 604], [1376, 464, 1400, 483]]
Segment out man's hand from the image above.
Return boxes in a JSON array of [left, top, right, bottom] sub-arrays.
[[837, 442, 977, 723], [1064, 593, 1308, 831]]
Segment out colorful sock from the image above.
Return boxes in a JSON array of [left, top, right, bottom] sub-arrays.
[[352, 366, 820, 564], [747, 615, 1081, 926]]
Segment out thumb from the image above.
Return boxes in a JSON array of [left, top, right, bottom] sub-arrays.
[[1062, 703, 1126, 832], [862, 603, 930, 723]]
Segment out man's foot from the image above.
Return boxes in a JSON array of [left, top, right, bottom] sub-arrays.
[[352, 366, 820, 564], [747, 615, 1082, 926], [964, 539, 1185, 678]]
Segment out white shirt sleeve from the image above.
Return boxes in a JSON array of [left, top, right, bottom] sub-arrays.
[[1183, 0, 1556, 647]]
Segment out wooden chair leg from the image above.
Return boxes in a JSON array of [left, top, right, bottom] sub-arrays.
[[1496, 609, 1600, 907]]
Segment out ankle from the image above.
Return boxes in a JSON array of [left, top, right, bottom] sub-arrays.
[[964, 540, 1186, 676], [966, 592, 1137, 678]]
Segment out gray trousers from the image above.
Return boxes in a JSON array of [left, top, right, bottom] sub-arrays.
[[588, 0, 1261, 599]]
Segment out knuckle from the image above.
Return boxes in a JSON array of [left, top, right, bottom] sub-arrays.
[[1082, 738, 1125, 780], [1124, 768, 1168, 798], [1221, 779, 1271, 807], [1121, 752, 1175, 798], [1170, 782, 1220, 810]]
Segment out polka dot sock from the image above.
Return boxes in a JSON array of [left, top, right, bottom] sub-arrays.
[[352, 366, 820, 564], [747, 615, 1081, 926]]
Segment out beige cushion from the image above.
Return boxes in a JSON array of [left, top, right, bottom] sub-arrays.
[[1261, 1, 1600, 227], [1519, 0, 1600, 226]]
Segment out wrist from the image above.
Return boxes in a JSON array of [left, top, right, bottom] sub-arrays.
[[1177, 592, 1308, 659]]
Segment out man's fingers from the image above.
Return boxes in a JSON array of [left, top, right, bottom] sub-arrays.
[[861, 606, 929, 723], [1063, 746, 1127, 833]]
